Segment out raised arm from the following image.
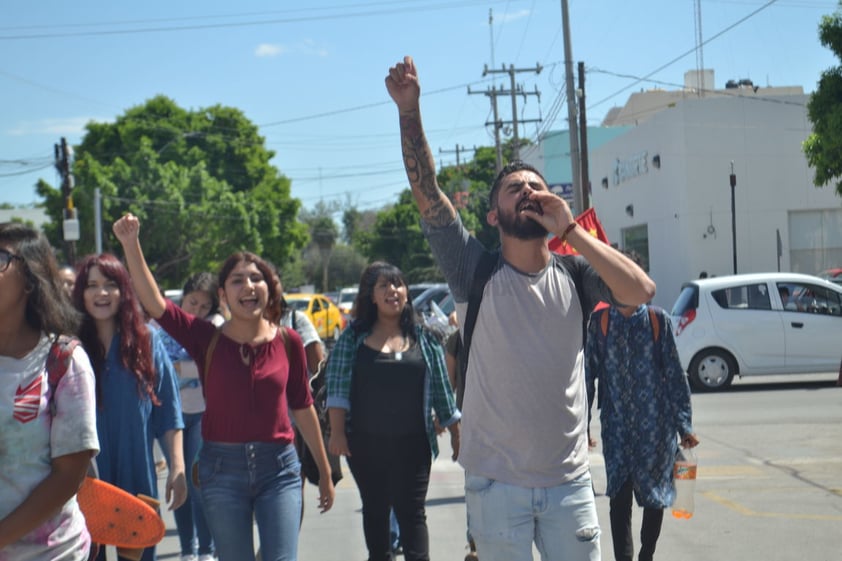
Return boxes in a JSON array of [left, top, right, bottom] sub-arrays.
[[112, 214, 167, 319], [385, 56, 456, 227]]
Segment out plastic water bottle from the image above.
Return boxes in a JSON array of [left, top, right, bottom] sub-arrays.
[[671, 447, 698, 519]]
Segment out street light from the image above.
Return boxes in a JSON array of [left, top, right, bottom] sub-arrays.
[[729, 161, 737, 275]]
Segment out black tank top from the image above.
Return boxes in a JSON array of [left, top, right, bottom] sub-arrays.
[[350, 343, 426, 436]]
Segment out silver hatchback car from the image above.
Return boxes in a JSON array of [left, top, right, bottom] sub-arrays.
[[671, 272, 842, 391]]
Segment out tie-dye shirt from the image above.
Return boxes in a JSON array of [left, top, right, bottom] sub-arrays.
[[0, 335, 99, 561]]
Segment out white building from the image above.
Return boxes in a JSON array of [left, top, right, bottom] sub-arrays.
[[530, 72, 842, 309], [0, 207, 50, 230]]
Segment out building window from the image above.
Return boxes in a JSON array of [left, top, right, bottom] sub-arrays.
[[789, 209, 842, 274], [622, 224, 650, 272]]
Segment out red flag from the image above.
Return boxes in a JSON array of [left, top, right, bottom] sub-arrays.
[[548, 207, 610, 255]]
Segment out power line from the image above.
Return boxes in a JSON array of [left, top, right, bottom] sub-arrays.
[[259, 78, 494, 128], [0, 0, 510, 41], [588, 0, 781, 110], [588, 67, 807, 107]]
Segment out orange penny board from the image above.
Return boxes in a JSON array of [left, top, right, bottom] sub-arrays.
[[77, 477, 166, 549]]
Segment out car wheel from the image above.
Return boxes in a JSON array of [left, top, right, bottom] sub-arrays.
[[688, 349, 736, 391]]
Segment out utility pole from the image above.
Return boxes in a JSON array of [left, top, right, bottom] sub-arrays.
[[560, 0, 583, 214], [491, 86, 504, 173], [729, 162, 737, 274], [439, 145, 475, 168], [439, 145, 476, 209], [470, 64, 542, 169], [485, 8, 503, 173], [577, 61, 590, 210], [54, 137, 79, 264]]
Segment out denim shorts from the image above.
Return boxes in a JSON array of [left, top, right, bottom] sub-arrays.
[[464, 471, 600, 561]]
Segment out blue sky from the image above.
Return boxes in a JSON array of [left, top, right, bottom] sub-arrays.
[[1, 0, 838, 216]]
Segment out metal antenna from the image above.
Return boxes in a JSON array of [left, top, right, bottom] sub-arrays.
[[694, 0, 705, 96]]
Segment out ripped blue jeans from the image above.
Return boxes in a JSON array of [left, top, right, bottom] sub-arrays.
[[464, 471, 600, 561]]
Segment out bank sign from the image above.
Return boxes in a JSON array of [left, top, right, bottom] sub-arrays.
[[613, 151, 649, 185]]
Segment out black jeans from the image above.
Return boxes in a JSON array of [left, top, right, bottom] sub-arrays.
[[609, 479, 664, 561], [347, 431, 432, 561]]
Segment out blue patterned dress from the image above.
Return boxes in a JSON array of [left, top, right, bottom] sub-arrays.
[[585, 305, 693, 508]]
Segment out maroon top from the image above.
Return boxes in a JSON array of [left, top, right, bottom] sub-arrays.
[[157, 300, 312, 443]]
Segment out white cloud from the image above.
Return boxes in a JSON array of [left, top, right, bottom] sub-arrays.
[[255, 43, 287, 57], [6, 116, 97, 136], [496, 10, 530, 24], [254, 39, 328, 58]]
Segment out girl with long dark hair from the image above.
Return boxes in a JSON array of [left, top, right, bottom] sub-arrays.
[[113, 213, 334, 561], [326, 261, 460, 561], [0, 223, 98, 559]]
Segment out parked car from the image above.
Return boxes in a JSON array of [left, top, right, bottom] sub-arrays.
[[336, 287, 358, 317], [284, 293, 346, 341], [411, 284, 452, 317], [670, 272, 842, 391], [408, 282, 446, 303], [412, 284, 455, 341]]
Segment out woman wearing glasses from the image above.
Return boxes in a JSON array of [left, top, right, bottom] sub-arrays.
[[0, 223, 99, 560]]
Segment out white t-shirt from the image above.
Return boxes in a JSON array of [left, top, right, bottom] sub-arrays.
[[0, 335, 99, 561], [281, 310, 323, 375]]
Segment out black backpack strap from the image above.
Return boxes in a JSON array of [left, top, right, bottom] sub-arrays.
[[458, 250, 500, 399], [552, 253, 591, 341]]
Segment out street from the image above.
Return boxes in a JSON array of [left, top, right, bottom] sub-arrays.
[[140, 373, 840, 561]]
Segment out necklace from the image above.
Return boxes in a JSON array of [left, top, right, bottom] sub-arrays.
[[239, 344, 251, 366], [373, 333, 406, 360]]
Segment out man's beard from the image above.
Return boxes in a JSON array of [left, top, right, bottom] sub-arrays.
[[496, 207, 548, 240]]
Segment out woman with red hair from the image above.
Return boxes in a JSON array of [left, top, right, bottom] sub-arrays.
[[73, 253, 187, 561]]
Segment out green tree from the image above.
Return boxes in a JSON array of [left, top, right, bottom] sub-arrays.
[[36, 96, 307, 287], [363, 190, 441, 282], [300, 200, 340, 292], [804, 4, 842, 195], [326, 244, 368, 290]]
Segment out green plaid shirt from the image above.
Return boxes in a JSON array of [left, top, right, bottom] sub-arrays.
[[325, 324, 460, 458]]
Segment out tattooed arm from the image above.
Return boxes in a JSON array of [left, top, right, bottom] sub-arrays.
[[385, 56, 456, 227]]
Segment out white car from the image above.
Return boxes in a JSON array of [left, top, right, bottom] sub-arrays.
[[336, 287, 358, 317], [670, 272, 842, 391]]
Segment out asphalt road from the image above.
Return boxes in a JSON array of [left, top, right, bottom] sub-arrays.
[[125, 372, 840, 561]]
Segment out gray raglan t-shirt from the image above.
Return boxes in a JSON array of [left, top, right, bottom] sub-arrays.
[[423, 215, 614, 487]]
